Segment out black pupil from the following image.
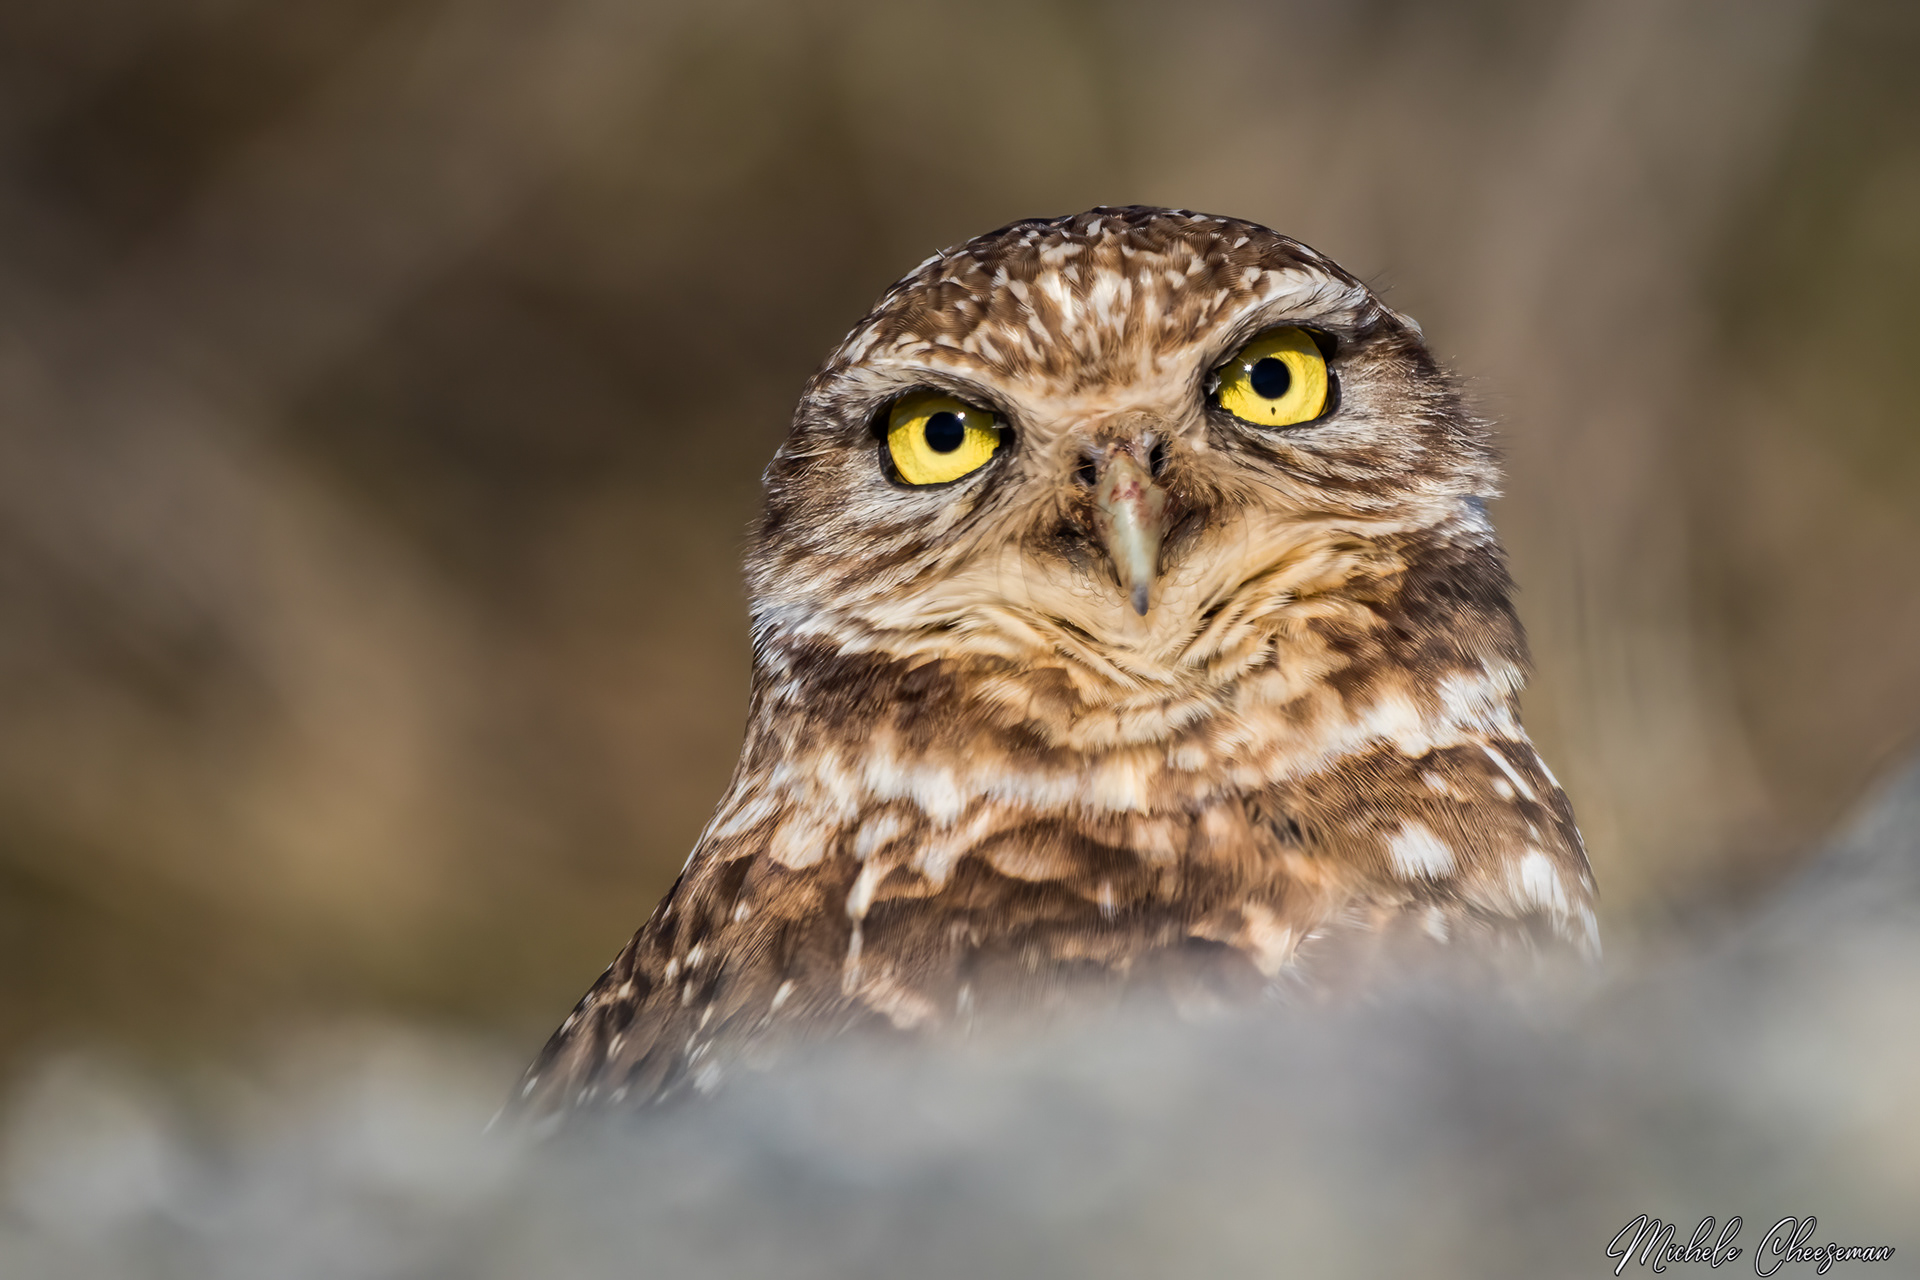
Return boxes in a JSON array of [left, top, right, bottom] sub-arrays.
[[923, 411, 966, 453], [1250, 357, 1291, 399]]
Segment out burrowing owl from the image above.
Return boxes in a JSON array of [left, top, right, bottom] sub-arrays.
[[518, 207, 1596, 1113]]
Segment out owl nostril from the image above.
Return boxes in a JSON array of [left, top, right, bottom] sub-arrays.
[[1074, 456, 1098, 488], [1148, 440, 1168, 478]]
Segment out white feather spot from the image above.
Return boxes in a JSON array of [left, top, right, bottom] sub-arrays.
[[1170, 743, 1209, 772], [767, 815, 829, 869], [1437, 670, 1522, 736], [841, 927, 864, 992], [1575, 904, 1602, 956], [1515, 850, 1570, 915], [1479, 742, 1539, 803], [1387, 821, 1456, 880], [845, 859, 888, 922], [854, 810, 909, 860]]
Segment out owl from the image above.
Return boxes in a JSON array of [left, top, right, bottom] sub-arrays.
[[516, 207, 1596, 1114]]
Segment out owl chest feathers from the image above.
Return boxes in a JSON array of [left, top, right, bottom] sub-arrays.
[[663, 555, 1594, 1019], [520, 543, 1596, 1112]]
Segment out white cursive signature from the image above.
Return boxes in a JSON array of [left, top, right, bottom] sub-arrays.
[[1607, 1215, 1895, 1276]]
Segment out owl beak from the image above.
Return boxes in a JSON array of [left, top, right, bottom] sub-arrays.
[[1091, 451, 1170, 615]]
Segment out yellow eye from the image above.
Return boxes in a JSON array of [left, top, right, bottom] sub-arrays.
[[885, 392, 1003, 486], [1214, 326, 1329, 428]]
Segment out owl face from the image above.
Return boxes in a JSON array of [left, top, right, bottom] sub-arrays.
[[750, 207, 1498, 688]]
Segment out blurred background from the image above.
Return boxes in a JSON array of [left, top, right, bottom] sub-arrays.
[[0, 0, 1915, 1076]]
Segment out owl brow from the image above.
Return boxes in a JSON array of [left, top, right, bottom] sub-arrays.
[[1207, 306, 1358, 373], [854, 378, 1014, 438]]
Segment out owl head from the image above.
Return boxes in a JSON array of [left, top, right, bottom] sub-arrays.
[[748, 207, 1508, 705]]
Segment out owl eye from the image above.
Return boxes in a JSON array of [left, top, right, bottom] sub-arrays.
[[1213, 326, 1329, 428], [885, 391, 1003, 486]]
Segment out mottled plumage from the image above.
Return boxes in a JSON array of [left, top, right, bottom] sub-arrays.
[[517, 207, 1596, 1113]]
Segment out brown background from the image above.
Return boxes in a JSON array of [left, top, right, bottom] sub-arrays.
[[0, 0, 1915, 1069]]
